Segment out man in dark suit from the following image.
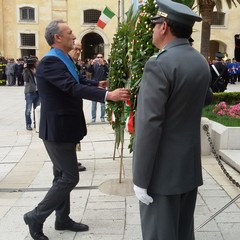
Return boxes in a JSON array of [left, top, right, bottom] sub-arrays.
[[23, 19, 129, 240], [132, 1, 211, 239]]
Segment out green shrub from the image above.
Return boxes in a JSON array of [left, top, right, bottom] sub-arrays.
[[212, 92, 240, 105]]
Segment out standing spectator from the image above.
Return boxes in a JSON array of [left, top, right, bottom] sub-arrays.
[[88, 53, 109, 122], [23, 19, 129, 240], [68, 40, 106, 172], [15, 58, 24, 86], [132, 1, 211, 239], [23, 57, 40, 130], [210, 52, 229, 92], [228, 58, 238, 84], [5, 58, 16, 86]]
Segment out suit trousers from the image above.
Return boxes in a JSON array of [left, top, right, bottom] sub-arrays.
[[32, 141, 79, 223], [140, 188, 197, 240]]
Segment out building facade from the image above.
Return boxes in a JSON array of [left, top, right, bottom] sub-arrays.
[[193, 1, 240, 61], [0, 0, 131, 60], [0, 0, 239, 61]]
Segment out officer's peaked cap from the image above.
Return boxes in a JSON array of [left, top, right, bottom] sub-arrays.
[[215, 51, 224, 59], [152, 0, 202, 27]]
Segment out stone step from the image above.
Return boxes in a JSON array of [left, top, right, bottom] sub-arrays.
[[219, 149, 240, 173]]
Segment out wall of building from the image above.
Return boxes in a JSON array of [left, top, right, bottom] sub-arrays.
[[193, 1, 240, 60], [0, 0, 239, 60], [0, 0, 131, 60]]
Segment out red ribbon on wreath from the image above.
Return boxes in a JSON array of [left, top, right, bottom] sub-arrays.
[[125, 100, 134, 134]]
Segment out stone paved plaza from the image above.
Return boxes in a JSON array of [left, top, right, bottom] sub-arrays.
[[0, 85, 240, 240]]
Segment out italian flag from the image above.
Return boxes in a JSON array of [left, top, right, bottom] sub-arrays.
[[97, 6, 115, 29]]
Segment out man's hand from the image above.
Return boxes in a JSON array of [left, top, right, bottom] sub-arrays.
[[106, 88, 130, 102], [133, 184, 153, 205], [98, 80, 108, 89]]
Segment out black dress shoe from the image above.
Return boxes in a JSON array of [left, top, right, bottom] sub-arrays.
[[23, 212, 49, 240], [55, 218, 89, 232], [78, 162, 86, 172]]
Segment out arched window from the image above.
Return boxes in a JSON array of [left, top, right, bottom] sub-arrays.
[[20, 7, 35, 21], [211, 12, 225, 26], [83, 9, 101, 24]]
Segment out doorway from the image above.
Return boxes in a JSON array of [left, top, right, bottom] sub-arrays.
[[81, 32, 104, 61], [209, 40, 227, 60]]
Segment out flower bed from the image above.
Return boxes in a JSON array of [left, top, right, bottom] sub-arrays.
[[213, 101, 240, 118]]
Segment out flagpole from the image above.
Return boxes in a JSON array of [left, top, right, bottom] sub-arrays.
[[118, 0, 120, 25], [122, 0, 125, 22]]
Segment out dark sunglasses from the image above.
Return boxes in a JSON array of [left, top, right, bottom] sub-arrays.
[[97, 56, 103, 58]]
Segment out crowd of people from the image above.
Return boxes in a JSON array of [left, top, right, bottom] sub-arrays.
[[0, 57, 25, 86], [0, 56, 108, 86], [0, 53, 110, 133]]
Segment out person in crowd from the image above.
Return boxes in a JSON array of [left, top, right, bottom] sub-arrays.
[[68, 41, 86, 172], [23, 57, 40, 131], [5, 58, 16, 86], [210, 52, 229, 91], [227, 58, 238, 84], [68, 40, 106, 172], [15, 58, 24, 86], [132, 1, 211, 240], [87, 53, 109, 123], [23, 19, 129, 240], [0, 56, 7, 85]]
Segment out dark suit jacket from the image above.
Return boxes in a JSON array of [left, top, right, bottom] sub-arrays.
[[36, 56, 106, 143]]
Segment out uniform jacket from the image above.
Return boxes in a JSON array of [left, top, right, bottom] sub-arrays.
[[132, 38, 211, 195], [36, 56, 106, 143], [210, 61, 229, 92]]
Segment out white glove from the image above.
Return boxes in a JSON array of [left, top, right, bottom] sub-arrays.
[[133, 184, 153, 205]]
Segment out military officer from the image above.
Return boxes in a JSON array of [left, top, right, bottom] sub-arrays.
[[132, 0, 211, 239]]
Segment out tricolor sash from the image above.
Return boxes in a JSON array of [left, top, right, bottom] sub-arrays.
[[44, 48, 79, 83]]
